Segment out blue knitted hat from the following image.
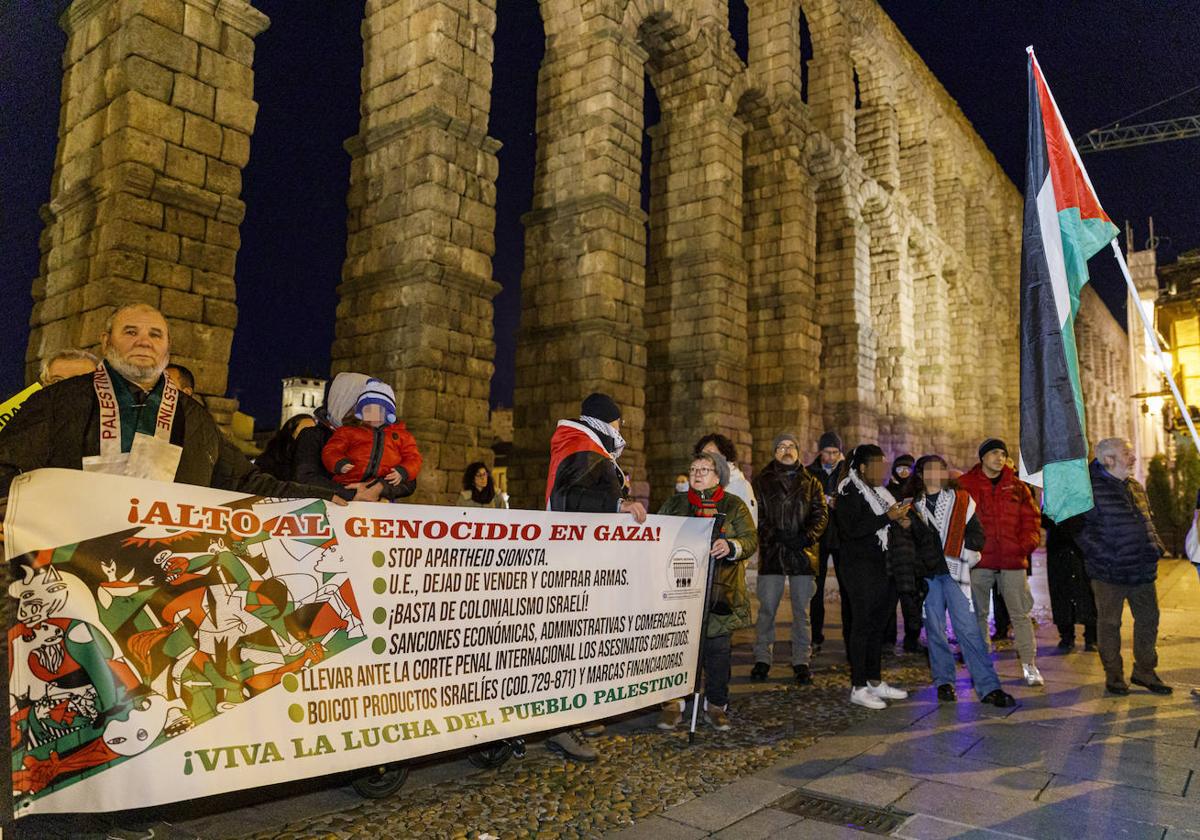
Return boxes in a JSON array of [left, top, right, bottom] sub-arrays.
[[355, 379, 396, 424]]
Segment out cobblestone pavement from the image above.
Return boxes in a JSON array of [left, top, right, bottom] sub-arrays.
[[243, 652, 933, 840], [12, 566, 1055, 840]]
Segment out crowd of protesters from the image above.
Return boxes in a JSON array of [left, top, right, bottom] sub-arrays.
[[0, 302, 1182, 767]]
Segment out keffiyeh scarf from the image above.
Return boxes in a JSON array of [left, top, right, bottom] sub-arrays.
[[578, 415, 626, 460], [838, 470, 896, 550]]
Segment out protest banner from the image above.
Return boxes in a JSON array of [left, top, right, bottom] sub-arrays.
[[0, 383, 41, 433], [2, 469, 714, 818]]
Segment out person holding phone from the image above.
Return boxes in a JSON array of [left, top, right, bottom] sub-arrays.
[[834, 445, 911, 709], [890, 455, 1016, 707]]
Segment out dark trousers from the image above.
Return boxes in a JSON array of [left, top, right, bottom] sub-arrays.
[[838, 556, 890, 687], [1048, 544, 1097, 643], [883, 580, 923, 646], [702, 633, 733, 708], [992, 580, 1011, 636], [811, 549, 852, 649], [1091, 579, 1159, 683]]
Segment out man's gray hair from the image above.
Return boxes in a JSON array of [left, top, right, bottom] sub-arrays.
[[102, 302, 168, 337], [38, 348, 99, 385], [1095, 438, 1130, 460]]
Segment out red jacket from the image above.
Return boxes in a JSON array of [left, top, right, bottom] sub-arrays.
[[958, 464, 1041, 570], [322, 422, 422, 486]]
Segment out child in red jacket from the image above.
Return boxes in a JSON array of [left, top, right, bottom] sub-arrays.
[[322, 379, 422, 499]]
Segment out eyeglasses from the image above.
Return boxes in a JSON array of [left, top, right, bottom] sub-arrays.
[[688, 468, 714, 476], [775, 444, 798, 452]]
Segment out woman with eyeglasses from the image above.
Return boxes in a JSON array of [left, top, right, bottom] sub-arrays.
[[459, 461, 507, 508], [890, 455, 1016, 707], [834, 445, 912, 709], [656, 450, 757, 733]]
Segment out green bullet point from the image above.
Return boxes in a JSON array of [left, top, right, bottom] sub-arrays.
[[372, 551, 385, 568], [372, 637, 386, 655], [288, 704, 304, 723], [373, 577, 387, 594], [282, 674, 299, 693], [373, 606, 387, 624]]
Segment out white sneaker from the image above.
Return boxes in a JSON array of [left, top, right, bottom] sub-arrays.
[[1023, 663, 1045, 686], [868, 681, 908, 700], [850, 686, 887, 710]]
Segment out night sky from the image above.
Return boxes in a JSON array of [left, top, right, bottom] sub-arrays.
[[2, 1, 1197, 426]]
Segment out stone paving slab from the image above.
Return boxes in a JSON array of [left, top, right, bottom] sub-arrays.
[[893, 813, 1033, 840], [892, 778, 1169, 840], [773, 818, 888, 839], [708, 807, 802, 840], [848, 738, 1056, 798], [800, 763, 921, 807], [607, 816, 707, 840], [659, 778, 794, 832], [1038, 774, 1200, 828]]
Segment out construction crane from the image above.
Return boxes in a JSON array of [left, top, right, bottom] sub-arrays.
[[1077, 115, 1200, 153], [1075, 82, 1200, 153]]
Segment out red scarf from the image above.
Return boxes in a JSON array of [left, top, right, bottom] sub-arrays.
[[687, 485, 725, 517]]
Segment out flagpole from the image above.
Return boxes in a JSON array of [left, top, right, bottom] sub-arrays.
[[1111, 240, 1200, 454]]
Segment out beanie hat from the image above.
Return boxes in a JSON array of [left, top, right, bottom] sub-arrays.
[[325, 372, 370, 429], [978, 438, 1008, 461], [355, 378, 397, 424], [818, 431, 843, 452], [773, 431, 800, 452], [581, 392, 621, 424], [695, 450, 731, 488]]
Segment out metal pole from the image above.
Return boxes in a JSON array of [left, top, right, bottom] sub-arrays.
[[688, 513, 724, 745], [1111, 240, 1200, 454]]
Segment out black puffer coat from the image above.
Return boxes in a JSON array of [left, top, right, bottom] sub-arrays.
[[888, 494, 985, 596], [808, 457, 849, 553], [1076, 460, 1164, 586], [752, 460, 828, 575]]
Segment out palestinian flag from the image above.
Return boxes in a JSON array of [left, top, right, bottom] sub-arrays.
[[1018, 48, 1119, 522]]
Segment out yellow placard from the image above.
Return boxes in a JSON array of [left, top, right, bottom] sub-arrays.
[[0, 383, 42, 432]]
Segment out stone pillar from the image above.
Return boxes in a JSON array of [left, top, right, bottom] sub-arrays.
[[803, 0, 854, 145], [509, 24, 649, 508], [855, 103, 898, 190], [744, 105, 821, 469], [335, 0, 501, 503], [644, 98, 748, 507], [900, 140, 934, 225], [948, 270, 982, 465], [27, 0, 269, 422], [746, 0, 803, 104], [867, 215, 914, 452], [913, 254, 951, 456], [812, 159, 876, 446]]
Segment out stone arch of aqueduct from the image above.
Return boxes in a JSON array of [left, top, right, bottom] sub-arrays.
[[28, 0, 1020, 506]]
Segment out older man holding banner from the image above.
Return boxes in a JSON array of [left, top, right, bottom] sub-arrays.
[[1, 358, 716, 818]]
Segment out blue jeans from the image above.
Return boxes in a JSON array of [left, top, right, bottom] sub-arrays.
[[923, 574, 1001, 698]]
